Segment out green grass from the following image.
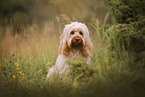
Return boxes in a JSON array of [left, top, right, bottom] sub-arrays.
[[0, 21, 145, 97]]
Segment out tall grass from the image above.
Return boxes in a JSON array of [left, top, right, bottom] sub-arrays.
[[0, 18, 145, 97]]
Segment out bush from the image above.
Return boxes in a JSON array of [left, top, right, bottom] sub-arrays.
[[103, 0, 145, 23], [102, 0, 145, 66]]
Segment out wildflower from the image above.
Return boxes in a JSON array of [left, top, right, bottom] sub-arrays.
[[21, 73, 24, 76], [70, 81, 79, 94], [19, 71, 22, 75], [72, 81, 79, 89], [40, 86, 43, 89], [9, 60, 12, 63], [13, 75, 16, 79], [15, 63, 19, 67], [17, 68, 20, 70]]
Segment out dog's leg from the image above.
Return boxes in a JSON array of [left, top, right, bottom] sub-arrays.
[[55, 55, 72, 78], [47, 55, 68, 78], [87, 57, 92, 64], [59, 63, 71, 78], [55, 55, 67, 71], [46, 66, 58, 78]]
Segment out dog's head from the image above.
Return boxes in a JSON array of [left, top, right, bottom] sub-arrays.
[[68, 28, 85, 49], [59, 22, 92, 57]]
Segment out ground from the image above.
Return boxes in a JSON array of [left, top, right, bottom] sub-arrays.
[[0, 21, 145, 97]]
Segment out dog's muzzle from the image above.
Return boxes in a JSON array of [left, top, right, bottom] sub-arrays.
[[70, 36, 84, 49]]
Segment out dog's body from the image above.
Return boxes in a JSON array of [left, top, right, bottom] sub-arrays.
[[47, 22, 92, 78]]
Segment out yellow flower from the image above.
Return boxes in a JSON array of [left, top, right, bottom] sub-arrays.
[[21, 73, 24, 76], [13, 75, 16, 79], [72, 81, 79, 89], [70, 81, 79, 94], [16, 64, 19, 67], [17, 68, 20, 70], [40, 86, 43, 89], [15, 63, 19, 67], [19, 71, 22, 75]]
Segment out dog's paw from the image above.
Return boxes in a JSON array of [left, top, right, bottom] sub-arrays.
[[87, 57, 92, 64], [47, 66, 58, 78]]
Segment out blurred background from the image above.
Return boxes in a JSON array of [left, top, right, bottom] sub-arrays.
[[0, 0, 111, 58], [0, 0, 108, 30]]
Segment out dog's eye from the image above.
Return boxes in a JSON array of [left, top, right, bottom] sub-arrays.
[[79, 31, 83, 35], [71, 31, 74, 34]]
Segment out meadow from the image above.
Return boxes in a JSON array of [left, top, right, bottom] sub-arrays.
[[1, 15, 145, 97]]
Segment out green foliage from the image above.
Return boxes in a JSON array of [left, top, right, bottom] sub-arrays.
[[108, 16, 145, 52], [102, 0, 145, 66], [103, 0, 145, 23]]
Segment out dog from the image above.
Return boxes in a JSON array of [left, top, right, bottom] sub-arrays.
[[47, 22, 92, 79]]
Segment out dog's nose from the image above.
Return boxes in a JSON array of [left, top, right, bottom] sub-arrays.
[[75, 38, 80, 42]]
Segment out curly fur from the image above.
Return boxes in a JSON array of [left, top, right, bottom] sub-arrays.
[[47, 22, 92, 78]]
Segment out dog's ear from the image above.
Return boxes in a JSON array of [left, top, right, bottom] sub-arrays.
[[82, 36, 92, 57], [59, 33, 69, 56], [85, 36, 92, 51]]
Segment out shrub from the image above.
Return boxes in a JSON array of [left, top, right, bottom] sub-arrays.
[[102, 0, 145, 65]]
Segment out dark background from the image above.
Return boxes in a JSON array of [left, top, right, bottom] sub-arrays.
[[0, 0, 108, 27]]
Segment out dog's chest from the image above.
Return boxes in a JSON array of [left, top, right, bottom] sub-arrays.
[[69, 50, 81, 57]]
